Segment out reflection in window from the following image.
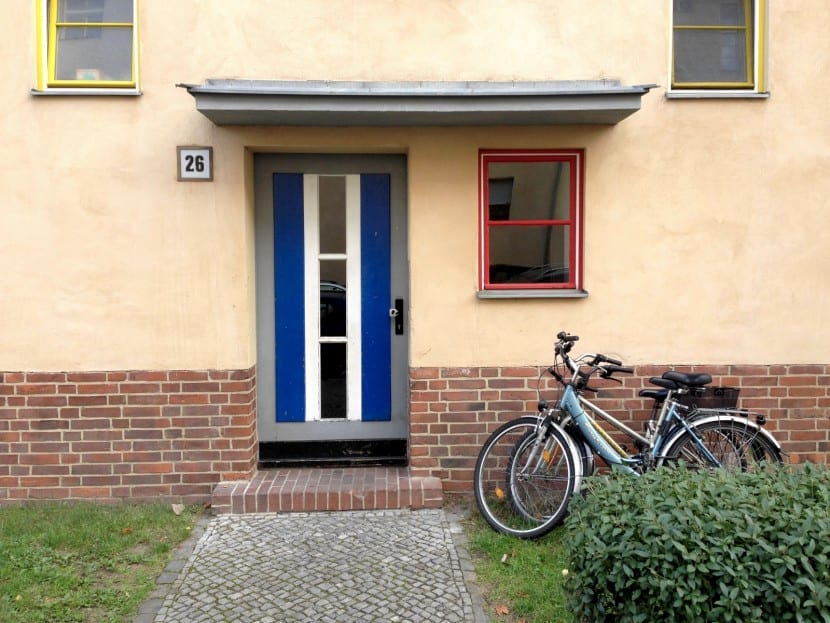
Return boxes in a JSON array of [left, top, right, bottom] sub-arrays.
[[489, 226, 570, 284], [480, 150, 583, 291]]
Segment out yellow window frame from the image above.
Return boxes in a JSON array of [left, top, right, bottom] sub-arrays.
[[37, 0, 139, 90], [671, 0, 765, 91]]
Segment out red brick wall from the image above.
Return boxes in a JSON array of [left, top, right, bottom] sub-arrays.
[[3, 363, 827, 504], [409, 365, 830, 492], [0, 367, 256, 504]]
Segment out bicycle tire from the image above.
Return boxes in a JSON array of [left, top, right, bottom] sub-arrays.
[[660, 419, 783, 470], [473, 416, 578, 538]]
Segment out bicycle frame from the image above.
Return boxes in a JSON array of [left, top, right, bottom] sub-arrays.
[[560, 379, 724, 473], [560, 385, 638, 474]]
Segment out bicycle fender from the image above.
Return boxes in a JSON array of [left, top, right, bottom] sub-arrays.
[[557, 413, 597, 479], [547, 419, 588, 494]]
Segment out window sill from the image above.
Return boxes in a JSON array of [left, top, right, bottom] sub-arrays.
[[477, 289, 588, 299], [31, 88, 142, 96], [665, 90, 769, 100]]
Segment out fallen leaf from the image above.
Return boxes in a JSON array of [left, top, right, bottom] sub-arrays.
[[121, 527, 134, 535], [494, 604, 510, 616]]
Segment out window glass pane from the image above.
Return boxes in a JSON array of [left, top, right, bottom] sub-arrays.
[[321, 344, 347, 419], [320, 263, 346, 293], [488, 161, 571, 221], [55, 27, 133, 80], [55, 27, 132, 81], [673, 0, 745, 27], [674, 30, 747, 83], [59, 0, 133, 23], [320, 258, 347, 419], [488, 225, 570, 284], [320, 261, 346, 338], [318, 176, 346, 254]]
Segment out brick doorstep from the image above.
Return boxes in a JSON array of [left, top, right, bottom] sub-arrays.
[[211, 467, 443, 514]]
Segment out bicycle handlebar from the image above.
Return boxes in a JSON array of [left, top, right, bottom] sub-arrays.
[[552, 330, 632, 389], [602, 364, 634, 376]]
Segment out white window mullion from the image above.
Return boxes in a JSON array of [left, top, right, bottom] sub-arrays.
[[345, 175, 362, 421], [303, 175, 321, 422]]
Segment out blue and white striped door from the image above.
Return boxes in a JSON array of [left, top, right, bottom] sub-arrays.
[[273, 173, 392, 423]]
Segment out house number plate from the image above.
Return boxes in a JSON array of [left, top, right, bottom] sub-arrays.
[[177, 146, 213, 181]]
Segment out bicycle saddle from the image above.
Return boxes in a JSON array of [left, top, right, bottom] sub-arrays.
[[638, 388, 668, 402], [662, 371, 712, 387]]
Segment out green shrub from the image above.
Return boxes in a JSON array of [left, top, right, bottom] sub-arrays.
[[563, 464, 830, 623]]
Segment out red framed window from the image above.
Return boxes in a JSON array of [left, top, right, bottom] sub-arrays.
[[479, 149, 584, 291]]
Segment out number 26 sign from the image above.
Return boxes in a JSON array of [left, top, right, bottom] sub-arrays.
[[177, 146, 213, 181]]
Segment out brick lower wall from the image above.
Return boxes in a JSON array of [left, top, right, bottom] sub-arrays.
[[0, 367, 256, 504], [3, 363, 827, 504], [409, 365, 830, 492]]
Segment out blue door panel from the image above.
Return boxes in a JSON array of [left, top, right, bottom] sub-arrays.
[[360, 174, 392, 422], [272, 173, 392, 424], [273, 173, 305, 423]]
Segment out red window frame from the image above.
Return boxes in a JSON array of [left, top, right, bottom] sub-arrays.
[[479, 149, 584, 291]]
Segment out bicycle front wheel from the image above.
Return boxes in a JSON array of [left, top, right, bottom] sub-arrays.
[[473, 416, 578, 538]]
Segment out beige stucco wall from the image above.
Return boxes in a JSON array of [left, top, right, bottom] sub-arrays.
[[1, 1, 828, 371]]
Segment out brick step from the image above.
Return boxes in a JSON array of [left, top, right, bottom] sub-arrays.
[[211, 467, 443, 514]]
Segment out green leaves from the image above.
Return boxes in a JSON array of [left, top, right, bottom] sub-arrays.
[[563, 464, 830, 623]]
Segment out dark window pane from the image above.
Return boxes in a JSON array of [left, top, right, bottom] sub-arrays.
[[321, 345, 346, 419], [488, 225, 570, 284], [673, 0, 746, 27], [488, 178, 513, 220], [488, 161, 571, 221], [319, 275, 346, 338], [674, 29, 748, 83]]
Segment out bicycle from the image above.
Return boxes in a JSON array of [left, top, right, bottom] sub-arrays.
[[473, 331, 783, 538]]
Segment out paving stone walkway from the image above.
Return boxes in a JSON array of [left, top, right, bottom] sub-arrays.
[[135, 508, 489, 623]]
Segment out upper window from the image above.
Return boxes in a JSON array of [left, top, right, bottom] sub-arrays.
[[37, 0, 138, 90], [671, 0, 765, 92], [479, 150, 584, 294]]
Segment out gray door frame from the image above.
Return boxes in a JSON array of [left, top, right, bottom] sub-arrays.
[[253, 154, 409, 442]]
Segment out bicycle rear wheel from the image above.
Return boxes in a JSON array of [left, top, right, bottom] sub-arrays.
[[662, 420, 783, 470], [473, 416, 578, 538]]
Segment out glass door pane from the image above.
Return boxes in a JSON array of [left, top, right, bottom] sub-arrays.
[[318, 177, 348, 419]]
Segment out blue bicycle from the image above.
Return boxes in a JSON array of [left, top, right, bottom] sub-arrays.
[[473, 331, 783, 538]]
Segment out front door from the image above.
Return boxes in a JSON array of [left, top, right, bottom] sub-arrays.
[[254, 155, 408, 464]]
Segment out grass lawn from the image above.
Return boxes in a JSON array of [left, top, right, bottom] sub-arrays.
[[0, 503, 203, 623], [461, 502, 573, 623]]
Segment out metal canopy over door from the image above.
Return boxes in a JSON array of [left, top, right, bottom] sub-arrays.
[[254, 155, 408, 465]]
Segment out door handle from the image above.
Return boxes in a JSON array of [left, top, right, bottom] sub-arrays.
[[392, 298, 404, 335]]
